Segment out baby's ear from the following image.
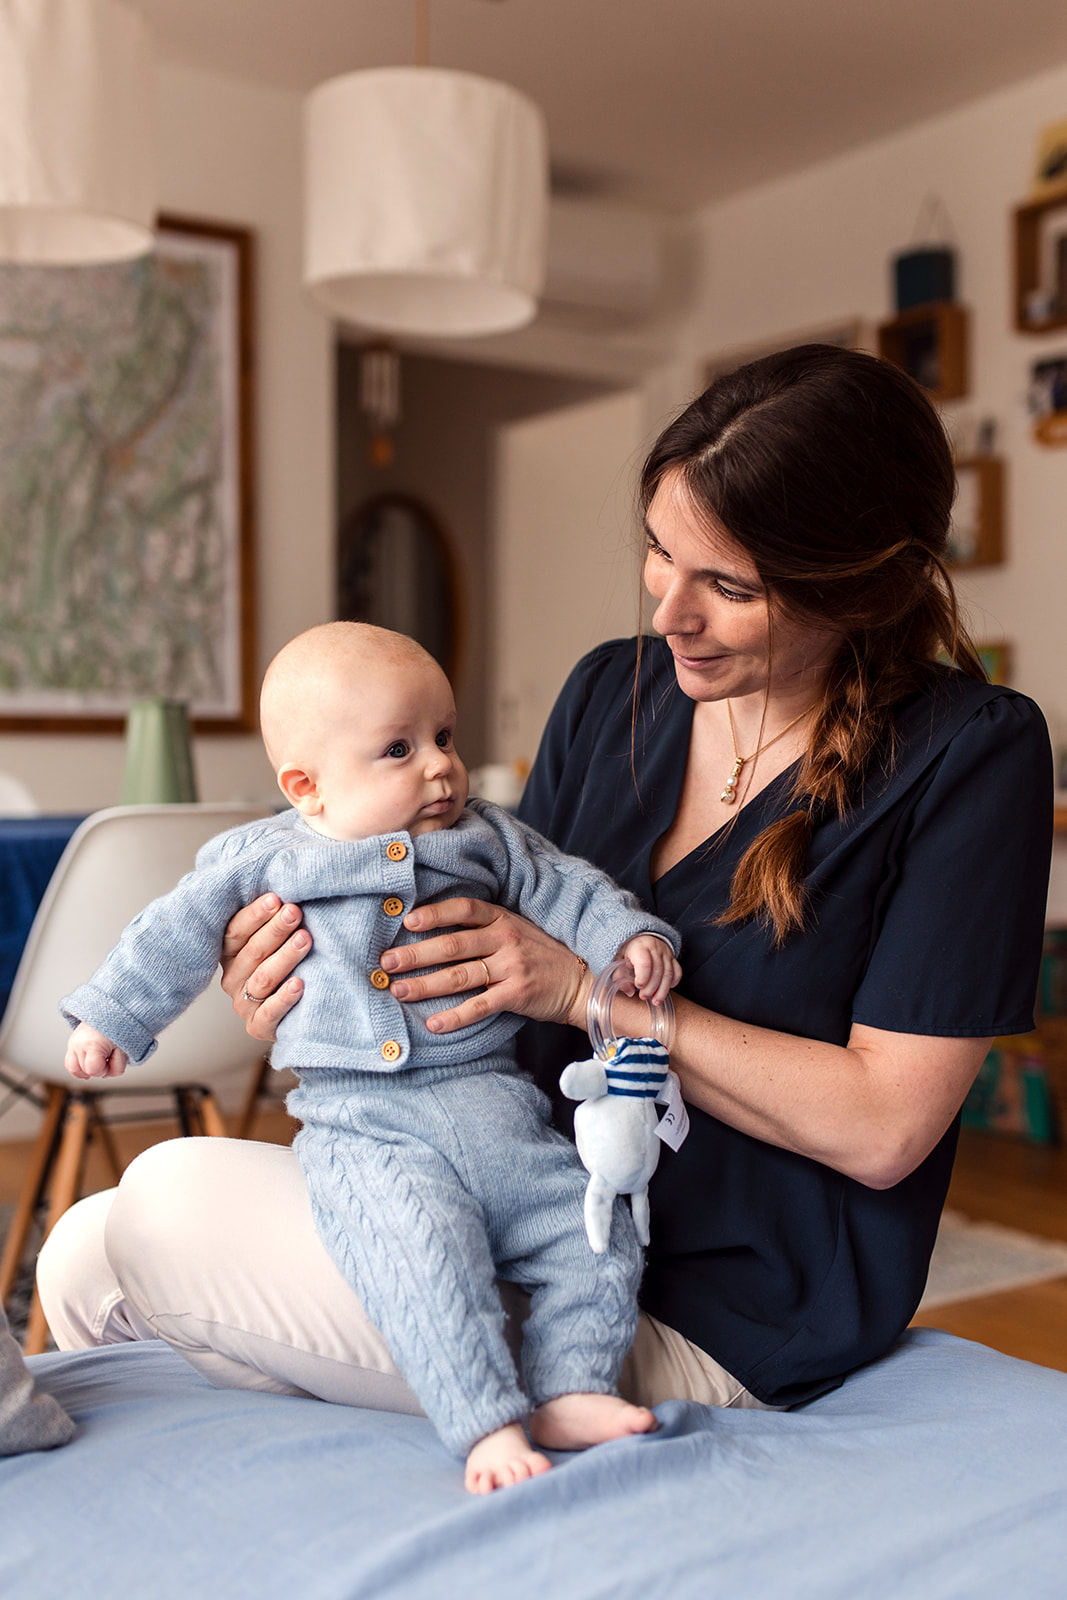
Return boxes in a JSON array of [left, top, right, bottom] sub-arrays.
[[276, 763, 322, 815]]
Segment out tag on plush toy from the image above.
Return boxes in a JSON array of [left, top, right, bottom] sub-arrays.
[[655, 1070, 690, 1151]]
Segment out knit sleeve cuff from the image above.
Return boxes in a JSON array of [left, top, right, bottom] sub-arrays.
[[59, 984, 159, 1066]]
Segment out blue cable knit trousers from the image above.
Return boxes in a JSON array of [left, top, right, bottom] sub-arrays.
[[289, 1062, 643, 1458]]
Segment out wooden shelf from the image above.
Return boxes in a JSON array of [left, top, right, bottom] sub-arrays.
[[877, 301, 968, 401], [1014, 193, 1067, 333], [947, 456, 1005, 568]]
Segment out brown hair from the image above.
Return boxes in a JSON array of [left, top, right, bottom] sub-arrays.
[[639, 344, 985, 945]]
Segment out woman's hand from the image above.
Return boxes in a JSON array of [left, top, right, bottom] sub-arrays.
[[220, 893, 311, 1042], [380, 898, 593, 1035]]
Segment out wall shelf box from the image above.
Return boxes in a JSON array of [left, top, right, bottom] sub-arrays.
[[877, 302, 968, 401], [1014, 194, 1067, 333], [893, 247, 955, 312], [947, 456, 1005, 568]]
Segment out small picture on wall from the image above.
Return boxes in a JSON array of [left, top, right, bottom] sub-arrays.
[[946, 457, 1004, 568], [977, 642, 1012, 686], [1031, 118, 1067, 202], [937, 641, 1011, 684], [1028, 354, 1067, 446]]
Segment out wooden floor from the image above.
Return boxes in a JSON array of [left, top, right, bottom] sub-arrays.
[[910, 1128, 1067, 1372], [2, 1108, 1065, 1373]]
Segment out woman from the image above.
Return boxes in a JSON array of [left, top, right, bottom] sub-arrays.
[[40, 345, 1052, 1415]]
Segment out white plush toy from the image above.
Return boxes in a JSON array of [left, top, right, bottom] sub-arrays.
[[560, 960, 689, 1253]]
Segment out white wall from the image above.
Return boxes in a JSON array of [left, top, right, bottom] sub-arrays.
[[681, 59, 1067, 919], [492, 390, 647, 767], [688, 59, 1067, 736], [0, 62, 334, 813]]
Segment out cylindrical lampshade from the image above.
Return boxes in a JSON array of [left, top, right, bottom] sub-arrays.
[[0, 0, 155, 264], [304, 67, 548, 338]]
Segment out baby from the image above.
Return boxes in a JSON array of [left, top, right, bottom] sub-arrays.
[[63, 623, 682, 1493]]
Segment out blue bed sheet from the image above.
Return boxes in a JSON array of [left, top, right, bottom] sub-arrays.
[[3, 1329, 1065, 1600]]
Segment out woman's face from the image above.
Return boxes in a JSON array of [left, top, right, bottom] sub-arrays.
[[643, 472, 840, 704]]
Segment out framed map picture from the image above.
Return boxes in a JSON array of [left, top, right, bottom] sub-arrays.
[[0, 214, 255, 732]]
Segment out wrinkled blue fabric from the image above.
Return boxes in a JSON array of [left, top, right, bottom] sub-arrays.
[[5, 1330, 1066, 1600]]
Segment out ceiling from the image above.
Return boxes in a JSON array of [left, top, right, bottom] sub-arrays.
[[131, 0, 1067, 213]]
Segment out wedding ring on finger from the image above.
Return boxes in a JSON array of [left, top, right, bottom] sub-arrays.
[[242, 988, 261, 1005], [478, 959, 492, 989]]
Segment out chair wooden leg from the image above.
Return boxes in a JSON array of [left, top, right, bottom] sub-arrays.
[[236, 1058, 270, 1139], [20, 1096, 91, 1356], [22, 1288, 51, 1356], [43, 1098, 91, 1234], [0, 1084, 67, 1307], [198, 1090, 228, 1139], [90, 1103, 124, 1184]]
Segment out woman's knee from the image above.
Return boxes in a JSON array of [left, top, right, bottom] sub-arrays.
[[104, 1135, 421, 1410], [36, 1187, 135, 1348], [104, 1137, 308, 1311]]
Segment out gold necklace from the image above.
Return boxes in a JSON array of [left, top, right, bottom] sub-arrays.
[[721, 700, 814, 804]]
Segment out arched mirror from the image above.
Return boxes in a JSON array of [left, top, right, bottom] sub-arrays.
[[336, 493, 461, 677]]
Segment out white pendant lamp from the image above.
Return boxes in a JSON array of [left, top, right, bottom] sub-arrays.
[[304, 66, 548, 338], [0, 0, 156, 264]]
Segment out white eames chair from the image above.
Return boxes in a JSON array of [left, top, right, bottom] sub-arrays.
[[0, 804, 270, 1350]]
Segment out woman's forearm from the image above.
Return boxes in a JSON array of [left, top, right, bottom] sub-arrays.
[[607, 990, 989, 1189]]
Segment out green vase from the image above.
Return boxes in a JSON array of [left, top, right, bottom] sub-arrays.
[[120, 697, 199, 804]]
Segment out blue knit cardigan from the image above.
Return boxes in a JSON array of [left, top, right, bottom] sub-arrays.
[[62, 800, 679, 1078]]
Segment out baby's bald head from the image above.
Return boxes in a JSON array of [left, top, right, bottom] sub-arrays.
[[260, 622, 436, 775]]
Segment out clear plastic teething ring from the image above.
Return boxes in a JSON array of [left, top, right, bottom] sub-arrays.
[[587, 957, 675, 1062]]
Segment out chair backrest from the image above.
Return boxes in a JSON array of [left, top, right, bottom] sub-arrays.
[[0, 803, 271, 1090], [0, 773, 40, 816]]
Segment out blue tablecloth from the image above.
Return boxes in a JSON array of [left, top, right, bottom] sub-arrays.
[[0, 815, 85, 1019]]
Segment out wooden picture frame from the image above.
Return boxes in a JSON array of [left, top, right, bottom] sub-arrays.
[[1028, 352, 1067, 446], [1015, 194, 1067, 333], [947, 457, 1005, 568], [977, 641, 1012, 686], [876, 302, 968, 401], [0, 213, 256, 733]]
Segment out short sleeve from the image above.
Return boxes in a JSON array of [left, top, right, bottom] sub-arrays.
[[850, 692, 1053, 1037]]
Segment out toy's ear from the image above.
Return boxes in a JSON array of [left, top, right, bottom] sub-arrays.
[[560, 1059, 608, 1101], [276, 763, 322, 816]]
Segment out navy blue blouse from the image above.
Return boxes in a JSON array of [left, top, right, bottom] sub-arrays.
[[515, 638, 1053, 1406]]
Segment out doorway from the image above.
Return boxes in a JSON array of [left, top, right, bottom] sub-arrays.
[[335, 344, 621, 768]]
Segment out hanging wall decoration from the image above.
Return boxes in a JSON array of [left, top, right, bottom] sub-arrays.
[[0, 215, 256, 732], [1013, 121, 1067, 332], [1028, 353, 1067, 446], [877, 197, 969, 401]]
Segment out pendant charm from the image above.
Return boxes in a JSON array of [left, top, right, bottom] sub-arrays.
[[721, 755, 744, 804]]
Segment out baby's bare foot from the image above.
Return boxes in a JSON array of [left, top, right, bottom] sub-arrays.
[[529, 1392, 657, 1451], [464, 1421, 553, 1494]]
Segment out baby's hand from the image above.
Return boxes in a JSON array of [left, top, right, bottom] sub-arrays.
[[65, 1023, 129, 1081], [621, 936, 681, 1008]]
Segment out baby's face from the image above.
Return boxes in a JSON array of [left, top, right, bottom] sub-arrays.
[[312, 654, 469, 841]]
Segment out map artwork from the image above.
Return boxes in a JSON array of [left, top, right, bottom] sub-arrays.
[[0, 224, 245, 725]]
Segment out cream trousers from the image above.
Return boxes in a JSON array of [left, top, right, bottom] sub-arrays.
[[36, 1137, 773, 1416]]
